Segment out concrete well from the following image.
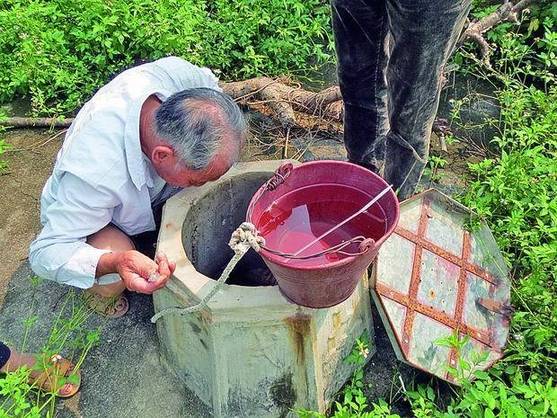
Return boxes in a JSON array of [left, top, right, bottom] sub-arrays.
[[153, 160, 374, 418]]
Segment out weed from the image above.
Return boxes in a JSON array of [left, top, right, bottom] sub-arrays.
[[424, 155, 448, 184], [0, 138, 9, 174], [296, 334, 400, 418], [406, 332, 557, 417], [0, 112, 8, 173], [0, 278, 101, 417]]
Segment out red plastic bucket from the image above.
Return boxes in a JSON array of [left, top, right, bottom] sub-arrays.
[[246, 161, 400, 308]]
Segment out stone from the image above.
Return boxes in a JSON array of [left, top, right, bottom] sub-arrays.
[[458, 97, 500, 126], [153, 160, 375, 417], [298, 139, 346, 162], [437, 72, 501, 149]]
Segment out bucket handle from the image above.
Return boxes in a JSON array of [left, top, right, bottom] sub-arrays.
[[265, 162, 293, 191], [247, 162, 293, 221], [263, 236, 375, 260]]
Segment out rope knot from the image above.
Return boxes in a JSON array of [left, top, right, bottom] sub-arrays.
[[151, 222, 265, 323], [228, 222, 265, 255]]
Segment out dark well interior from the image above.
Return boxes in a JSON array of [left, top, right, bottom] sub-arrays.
[[182, 172, 276, 287]]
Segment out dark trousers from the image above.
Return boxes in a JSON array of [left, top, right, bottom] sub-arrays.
[[331, 0, 471, 199], [0, 341, 10, 369]]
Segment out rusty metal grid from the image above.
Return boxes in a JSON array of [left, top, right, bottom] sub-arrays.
[[375, 191, 508, 382]]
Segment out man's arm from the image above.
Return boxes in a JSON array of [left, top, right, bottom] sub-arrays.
[[29, 172, 119, 289], [96, 251, 175, 294], [29, 173, 173, 292]]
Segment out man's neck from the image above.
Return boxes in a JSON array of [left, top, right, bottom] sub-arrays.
[[139, 95, 162, 157]]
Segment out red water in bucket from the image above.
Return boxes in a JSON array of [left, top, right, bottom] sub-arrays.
[[246, 161, 400, 308]]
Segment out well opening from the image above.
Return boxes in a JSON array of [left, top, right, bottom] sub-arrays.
[[182, 171, 276, 287]]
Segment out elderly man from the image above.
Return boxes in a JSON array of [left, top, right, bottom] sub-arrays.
[[29, 57, 246, 317]]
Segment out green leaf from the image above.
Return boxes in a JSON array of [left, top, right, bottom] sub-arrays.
[[484, 409, 495, 418]]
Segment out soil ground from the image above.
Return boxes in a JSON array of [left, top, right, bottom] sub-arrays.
[[0, 129, 61, 306]]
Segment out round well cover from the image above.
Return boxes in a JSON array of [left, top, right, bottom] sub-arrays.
[[371, 189, 511, 384]]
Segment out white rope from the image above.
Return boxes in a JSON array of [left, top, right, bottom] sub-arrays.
[[150, 222, 265, 323], [288, 185, 392, 259]]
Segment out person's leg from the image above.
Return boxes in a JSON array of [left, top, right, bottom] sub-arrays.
[[0, 344, 79, 397], [86, 225, 134, 298], [0, 342, 10, 372], [0, 345, 36, 373], [384, 0, 471, 199], [331, 0, 390, 172], [84, 225, 133, 317]]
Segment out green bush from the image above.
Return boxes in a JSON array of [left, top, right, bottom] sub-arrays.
[[462, 88, 557, 382], [0, 0, 332, 115]]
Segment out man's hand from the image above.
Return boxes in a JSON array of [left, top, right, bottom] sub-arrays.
[[112, 251, 176, 294]]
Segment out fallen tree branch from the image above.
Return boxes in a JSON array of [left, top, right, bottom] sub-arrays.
[[0, 116, 74, 129], [222, 78, 342, 126], [459, 0, 536, 58], [0, 79, 343, 130]]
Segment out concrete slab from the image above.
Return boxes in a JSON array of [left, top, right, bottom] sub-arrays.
[[154, 160, 375, 417]]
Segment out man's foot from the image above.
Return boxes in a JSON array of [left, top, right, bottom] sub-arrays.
[[1, 351, 81, 398], [32, 354, 81, 398], [84, 291, 129, 318]]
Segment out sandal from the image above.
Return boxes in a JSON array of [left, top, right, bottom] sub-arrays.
[[84, 291, 129, 318], [32, 354, 81, 398]]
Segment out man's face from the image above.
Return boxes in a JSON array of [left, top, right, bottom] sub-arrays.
[[153, 145, 233, 188]]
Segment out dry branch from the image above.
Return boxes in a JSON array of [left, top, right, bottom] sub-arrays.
[[0, 79, 343, 130], [1, 116, 74, 129], [459, 0, 536, 58], [222, 78, 342, 126]]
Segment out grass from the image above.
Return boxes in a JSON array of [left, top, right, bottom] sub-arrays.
[[0, 137, 8, 174], [0, 112, 8, 173]]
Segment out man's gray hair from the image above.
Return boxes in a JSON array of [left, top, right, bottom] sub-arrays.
[[155, 88, 246, 170]]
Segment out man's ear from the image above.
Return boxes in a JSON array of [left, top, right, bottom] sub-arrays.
[[151, 145, 174, 164]]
